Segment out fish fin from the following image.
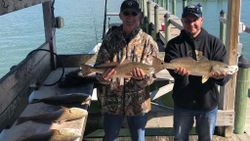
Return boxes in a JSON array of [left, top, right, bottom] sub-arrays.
[[198, 56, 209, 62], [202, 74, 210, 83], [95, 62, 119, 68], [80, 64, 93, 76], [55, 120, 65, 124]]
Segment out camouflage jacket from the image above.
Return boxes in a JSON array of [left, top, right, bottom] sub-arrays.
[[95, 26, 159, 116]]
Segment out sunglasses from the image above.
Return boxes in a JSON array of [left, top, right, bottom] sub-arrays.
[[122, 11, 138, 16], [182, 17, 198, 24]]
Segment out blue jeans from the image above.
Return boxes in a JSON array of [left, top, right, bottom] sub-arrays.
[[174, 106, 218, 141], [103, 113, 147, 141]]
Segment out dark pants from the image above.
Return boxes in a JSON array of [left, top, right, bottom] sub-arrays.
[[174, 106, 218, 141], [103, 113, 147, 141]]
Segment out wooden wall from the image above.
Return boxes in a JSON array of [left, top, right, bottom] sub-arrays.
[[0, 43, 51, 131]]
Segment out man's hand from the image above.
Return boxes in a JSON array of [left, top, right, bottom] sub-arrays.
[[102, 68, 116, 81], [174, 67, 190, 76], [210, 71, 227, 79], [131, 67, 146, 80]]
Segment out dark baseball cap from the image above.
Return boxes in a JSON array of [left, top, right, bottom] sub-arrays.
[[182, 4, 202, 18], [120, 0, 140, 13]]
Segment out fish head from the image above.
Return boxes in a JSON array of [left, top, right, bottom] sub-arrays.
[[226, 65, 239, 75], [152, 57, 166, 73], [212, 64, 238, 75]]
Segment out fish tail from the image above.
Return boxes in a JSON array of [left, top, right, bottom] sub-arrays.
[[80, 64, 93, 76], [152, 57, 165, 73]]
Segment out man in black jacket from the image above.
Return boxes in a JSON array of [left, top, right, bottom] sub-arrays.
[[164, 4, 229, 141]]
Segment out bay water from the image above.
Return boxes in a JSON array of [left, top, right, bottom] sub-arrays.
[[0, 0, 249, 78]]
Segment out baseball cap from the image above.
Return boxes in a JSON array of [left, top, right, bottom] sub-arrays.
[[182, 4, 202, 18], [120, 0, 140, 13]]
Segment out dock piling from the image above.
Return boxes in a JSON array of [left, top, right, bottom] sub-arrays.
[[164, 13, 171, 42], [154, 4, 160, 37], [182, 0, 187, 10], [234, 55, 250, 134], [219, 10, 226, 44], [172, 0, 176, 15]]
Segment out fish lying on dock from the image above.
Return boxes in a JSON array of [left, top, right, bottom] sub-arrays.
[[19, 128, 81, 141], [80, 57, 166, 78], [164, 57, 238, 83], [16, 107, 88, 125], [30, 93, 91, 106]]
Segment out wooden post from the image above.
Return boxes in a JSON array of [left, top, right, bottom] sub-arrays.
[[153, 4, 159, 40], [147, 1, 154, 37], [143, 0, 147, 17], [182, 0, 187, 10], [144, 17, 149, 33], [147, 1, 152, 24], [139, 0, 143, 11], [165, 0, 169, 11], [218, 0, 241, 137], [164, 13, 171, 42], [172, 0, 176, 15], [42, 1, 56, 70], [234, 56, 250, 134], [154, 4, 159, 33], [160, 0, 164, 7], [219, 10, 226, 44], [162, 0, 166, 9]]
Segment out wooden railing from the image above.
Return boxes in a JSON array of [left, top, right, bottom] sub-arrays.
[[0, 0, 50, 16], [0, 0, 55, 130]]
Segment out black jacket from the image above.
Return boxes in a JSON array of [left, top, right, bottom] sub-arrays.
[[164, 28, 229, 111]]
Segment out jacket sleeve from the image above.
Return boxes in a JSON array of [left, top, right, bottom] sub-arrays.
[[94, 39, 112, 85], [210, 38, 230, 86], [132, 36, 159, 87], [164, 40, 185, 80]]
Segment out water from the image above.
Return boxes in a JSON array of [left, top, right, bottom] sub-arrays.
[[0, 0, 249, 78]]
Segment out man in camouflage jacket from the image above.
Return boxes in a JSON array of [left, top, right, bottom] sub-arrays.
[[95, 0, 158, 141]]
